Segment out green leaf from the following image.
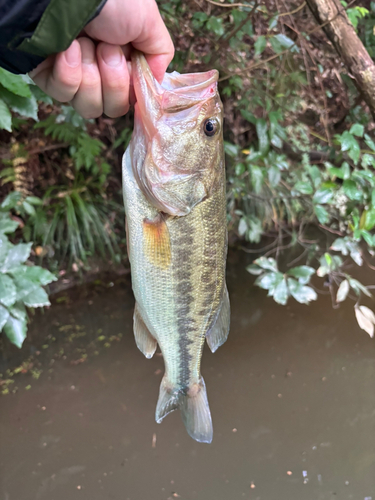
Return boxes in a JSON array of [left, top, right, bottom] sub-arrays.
[[268, 15, 278, 30], [336, 279, 349, 303], [12, 274, 40, 300], [328, 165, 350, 180], [287, 265, 315, 284], [256, 119, 269, 155], [331, 238, 348, 254], [0, 218, 19, 234], [361, 154, 375, 168], [0, 69, 32, 97], [268, 165, 281, 187], [0, 99, 12, 132], [343, 179, 362, 201], [269, 35, 284, 54], [364, 208, 375, 230], [287, 279, 317, 304], [25, 196, 43, 206], [0, 274, 17, 307], [238, 218, 247, 236], [22, 286, 50, 308], [340, 131, 360, 164], [348, 277, 372, 297], [240, 109, 257, 124], [1, 191, 22, 210], [361, 230, 375, 247], [30, 85, 53, 105], [273, 277, 289, 305], [347, 241, 363, 266], [364, 134, 375, 152], [1, 243, 32, 272], [206, 16, 224, 36], [248, 218, 262, 243], [246, 264, 263, 276], [10, 301, 27, 321], [349, 123, 364, 137], [235, 163, 246, 175], [273, 33, 297, 51], [0, 234, 10, 266], [250, 165, 263, 194], [341, 162, 351, 180], [254, 256, 278, 272], [224, 142, 238, 157], [11, 265, 56, 286], [314, 205, 330, 224], [255, 272, 283, 294], [313, 188, 334, 204], [192, 11, 208, 22], [0, 304, 9, 331], [270, 134, 283, 148], [0, 86, 38, 121], [3, 313, 27, 348], [308, 165, 322, 188], [22, 201, 35, 216], [254, 35, 267, 56], [294, 181, 313, 195]]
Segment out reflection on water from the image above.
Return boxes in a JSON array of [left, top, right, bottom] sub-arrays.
[[0, 250, 375, 500]]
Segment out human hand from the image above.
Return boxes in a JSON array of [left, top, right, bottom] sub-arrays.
[[29, 0, 174, 119]]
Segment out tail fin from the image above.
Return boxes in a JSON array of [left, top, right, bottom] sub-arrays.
[[155, 376, 213, 443]]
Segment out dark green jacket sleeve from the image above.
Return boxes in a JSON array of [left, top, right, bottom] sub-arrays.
[[0, 0, 107, 74]]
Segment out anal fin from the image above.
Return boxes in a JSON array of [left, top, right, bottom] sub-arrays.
[[206, 285, 230, 353], [133, 303, 157, 359], [155, 376, 213, 444]]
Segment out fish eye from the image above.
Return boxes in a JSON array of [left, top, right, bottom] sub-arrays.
[[203, 118, 218, 137]]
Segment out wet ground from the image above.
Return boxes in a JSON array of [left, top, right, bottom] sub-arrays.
[[0, 251, 375, 500]]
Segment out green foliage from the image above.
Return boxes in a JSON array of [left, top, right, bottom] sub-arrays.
[[34, 107, 108, 178], [1, 0, 375, 340], [247, 258, 317, 305], [29, 184, 120, 266], [0, 198, 56, 348], [0, 70, 41, 130], [227, 112, 375, 331]]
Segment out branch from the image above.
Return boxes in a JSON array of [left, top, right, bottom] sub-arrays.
[[205, 0, 253, 7], [305, 0, 375, 120]]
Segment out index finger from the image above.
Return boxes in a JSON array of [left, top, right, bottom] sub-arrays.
[[131, 1, 174, 82]]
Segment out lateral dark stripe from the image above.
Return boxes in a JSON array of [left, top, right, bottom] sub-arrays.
[[173, 219, 196, 387]]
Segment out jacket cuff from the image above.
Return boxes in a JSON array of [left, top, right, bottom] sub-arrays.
[[13, 0, 107, 58]]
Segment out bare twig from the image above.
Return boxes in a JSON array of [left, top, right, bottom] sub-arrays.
[[205, 0, 253, 7], [219, 0, 357, 82], [279, 2, 306, 16]]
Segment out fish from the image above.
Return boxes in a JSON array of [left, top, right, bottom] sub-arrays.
[[122, 51, 230, 443]]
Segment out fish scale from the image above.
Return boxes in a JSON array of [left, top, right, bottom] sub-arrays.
[[122, 51, 230, 443]]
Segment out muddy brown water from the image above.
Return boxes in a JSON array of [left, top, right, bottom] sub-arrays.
[[1, 251, 375, 500]]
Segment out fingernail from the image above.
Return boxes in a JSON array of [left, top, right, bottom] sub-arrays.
[[102, 44, 123, 67], [65, 41, 80, 67]]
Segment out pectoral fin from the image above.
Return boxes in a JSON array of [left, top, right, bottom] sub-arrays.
[[206, 285, 230, 353], [133, 303, 157, 358], [143, 213, 171, 269]]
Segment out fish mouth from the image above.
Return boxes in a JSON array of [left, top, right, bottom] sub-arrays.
[[132, 50, 219, 113]]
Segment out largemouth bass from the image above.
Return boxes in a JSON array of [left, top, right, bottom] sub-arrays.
[[122, 51, 230, 443]]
